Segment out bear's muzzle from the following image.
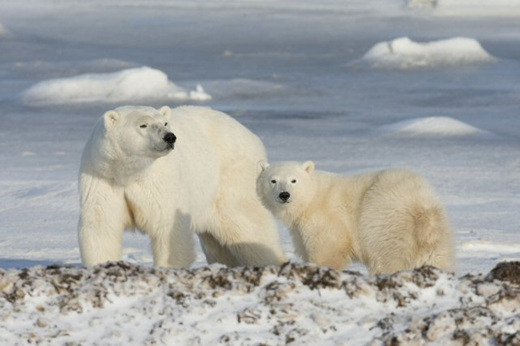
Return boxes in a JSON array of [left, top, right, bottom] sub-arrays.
[[163, 132, 177, 150]]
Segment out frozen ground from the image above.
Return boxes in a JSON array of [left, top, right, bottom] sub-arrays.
[[0, 261, 519, 345], [0, 0, 519, 343]]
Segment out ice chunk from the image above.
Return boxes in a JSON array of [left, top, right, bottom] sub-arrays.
[[361, 37, 495, 68], [22, 66, 211, 105]]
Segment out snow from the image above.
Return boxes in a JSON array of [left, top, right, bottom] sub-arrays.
[[360, 37, 495, 68], [22, 66, 211, 105], [1, 0, 520, 343]]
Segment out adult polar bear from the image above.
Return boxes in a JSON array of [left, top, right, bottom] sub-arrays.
[[78, 105, 286, 268], [257, 161, 455, 274]]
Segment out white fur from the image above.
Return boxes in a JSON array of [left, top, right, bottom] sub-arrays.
[[78, 105, 286, 268], [257, 161, 455, 274]]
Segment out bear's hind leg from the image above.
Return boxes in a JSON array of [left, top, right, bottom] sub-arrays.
[[150, 210, 196, 268], [207, 195, 286, 267], [198, 232, 240, 267], [202, 158, 286, 267]]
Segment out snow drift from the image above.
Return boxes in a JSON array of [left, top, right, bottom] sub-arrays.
[[22, 66, 211, 105], [0, 262, 518, 345], [380, 116, 491, 137], [361, 37, 495, 69]]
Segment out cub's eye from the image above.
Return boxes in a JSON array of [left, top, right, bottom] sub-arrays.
[[164, 122, 168, 126], [291, 179, 297, 183], [140, 124, 147, 128], [270, 179, 277, 184]]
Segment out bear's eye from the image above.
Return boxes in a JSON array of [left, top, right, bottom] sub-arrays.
[[164, 122, 168, 126], [291, 179, 297, 184], [270, 179, 277, 184], [140, 124, 147, 128]]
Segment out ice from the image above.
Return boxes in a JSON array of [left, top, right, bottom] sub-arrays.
[[462, 240, 520, 254], [360, 37, 495, 68], [200, 79, 285, 99], [406, 0, 520, 17], [22, 66, 211, 105], [1, 0, 518, 275], [1, 0, 520, 343]]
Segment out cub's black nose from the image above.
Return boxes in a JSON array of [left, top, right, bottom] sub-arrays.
[[163, 132, 177, 144], [279, 191, 290, 202]]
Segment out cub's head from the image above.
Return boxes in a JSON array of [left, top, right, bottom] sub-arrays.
[[257, 161, 317, 216], [101, 105, 176, 159]]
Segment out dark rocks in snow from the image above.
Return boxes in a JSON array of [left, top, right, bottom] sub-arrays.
[[0, 261, 519, 345], [487, 261, 520, 285]]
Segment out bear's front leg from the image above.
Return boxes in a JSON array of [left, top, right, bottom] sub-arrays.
[[78, 175, 128, 267], [305, 226, 353, 271]]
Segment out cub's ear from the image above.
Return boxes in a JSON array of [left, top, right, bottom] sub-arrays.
[[103, 110, 120, 130], [257, 160, 270, 174], [159, 106, 172, 117], [302, 161, 315, 174]]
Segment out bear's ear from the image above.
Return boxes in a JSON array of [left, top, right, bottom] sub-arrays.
[[103, 110, 120, 130], [159, 106, 172, 117], [302, 161, 315, 174], [257, 160, 270, 174]]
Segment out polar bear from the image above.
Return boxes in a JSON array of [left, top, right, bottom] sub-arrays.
[[257, 161, 455, 274], [78, 105, 286, 268]]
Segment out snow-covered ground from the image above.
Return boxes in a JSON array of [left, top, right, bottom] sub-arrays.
[[0, 0, 519, 343], [1, 262, 519, 344]]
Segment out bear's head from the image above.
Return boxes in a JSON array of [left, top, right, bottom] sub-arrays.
[[83, 105, 178, 180], [101, 105, 176, 160], [257, 161, 317, 217]]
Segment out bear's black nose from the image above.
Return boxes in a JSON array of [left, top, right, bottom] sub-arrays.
[[163, 132, 177, 144], [279, 192, 290, 202]]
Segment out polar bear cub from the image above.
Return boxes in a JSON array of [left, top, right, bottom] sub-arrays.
[[78, 105, 286, 268], [257, 161, 455, 274]]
